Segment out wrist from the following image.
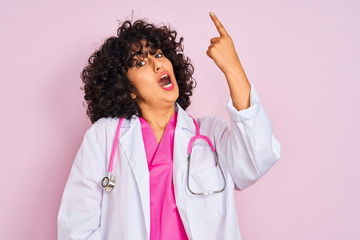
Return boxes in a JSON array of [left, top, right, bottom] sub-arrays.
[[224, 67, 245, 83], [224, 62, 244, 78]]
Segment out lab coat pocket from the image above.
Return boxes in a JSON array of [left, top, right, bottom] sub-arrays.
[[188, 166, 226, 221]]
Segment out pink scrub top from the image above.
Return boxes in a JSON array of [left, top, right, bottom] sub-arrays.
[[139, 112, 188, 240]]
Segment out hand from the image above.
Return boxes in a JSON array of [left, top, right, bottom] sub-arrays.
[[207, 12, 242, 76], [207, 11, 251, 111]]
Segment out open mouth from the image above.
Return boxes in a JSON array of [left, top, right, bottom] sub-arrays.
[[158, 72, 174, 90]]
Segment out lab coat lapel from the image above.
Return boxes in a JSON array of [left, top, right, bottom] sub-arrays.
[[119, 118, 150, 237], [173, 103, 197, 238], [173, 103, 197, 187]]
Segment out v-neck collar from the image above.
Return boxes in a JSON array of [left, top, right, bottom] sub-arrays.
[[139, 112, 178, 145], [139, 112, 178, 167]]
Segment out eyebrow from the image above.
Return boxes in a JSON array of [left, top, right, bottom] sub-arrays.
[[133, 48, 160, 57], [130, 49, 162, 64]]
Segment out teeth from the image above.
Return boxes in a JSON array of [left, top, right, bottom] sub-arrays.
[[164, 83, 172, 88], [161, 74, 168, 79]]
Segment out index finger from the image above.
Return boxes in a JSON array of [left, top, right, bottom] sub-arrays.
[[209, 11, 228, 37]]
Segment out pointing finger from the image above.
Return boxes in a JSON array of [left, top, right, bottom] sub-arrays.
[[209, 11, 228, 37]]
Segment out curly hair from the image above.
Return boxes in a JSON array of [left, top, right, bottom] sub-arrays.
[[80, 18, 196, 124]]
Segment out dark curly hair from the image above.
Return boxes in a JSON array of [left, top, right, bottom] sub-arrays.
[[80, 18, 196, 124]]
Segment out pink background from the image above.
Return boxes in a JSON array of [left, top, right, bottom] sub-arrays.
[[1, 0, 359, 239]]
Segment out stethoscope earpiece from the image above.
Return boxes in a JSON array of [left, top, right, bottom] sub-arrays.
[[101, 174, 116, 192]]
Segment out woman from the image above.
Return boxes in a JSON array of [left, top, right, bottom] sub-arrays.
[[58, 12, 281, 240]]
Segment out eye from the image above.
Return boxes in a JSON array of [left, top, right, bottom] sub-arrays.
[[136, 60, 146, 67], [155, 52, 163, 58]]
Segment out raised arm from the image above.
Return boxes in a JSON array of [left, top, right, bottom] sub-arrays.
[[206, 11, 251, 111]]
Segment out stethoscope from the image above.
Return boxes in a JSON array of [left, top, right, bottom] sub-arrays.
[[101, 116, 226, 196]]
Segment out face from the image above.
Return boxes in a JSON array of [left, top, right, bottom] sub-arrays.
[[126, 40, 179, 111]]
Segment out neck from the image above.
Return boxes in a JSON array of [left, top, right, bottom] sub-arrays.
[[139, 103, 176, 130]]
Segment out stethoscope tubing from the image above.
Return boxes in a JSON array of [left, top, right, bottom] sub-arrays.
[[108, 118, 124, 173], [103, 116, 226, 195]]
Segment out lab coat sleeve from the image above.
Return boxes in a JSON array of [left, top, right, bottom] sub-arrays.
[[217, 83, 281, 190], [58, 125, 104, 240]]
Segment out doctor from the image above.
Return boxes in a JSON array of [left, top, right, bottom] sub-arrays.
[[58, 12, 281, 240]]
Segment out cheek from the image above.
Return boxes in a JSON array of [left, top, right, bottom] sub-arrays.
[[168, 60, 175, 71], [126, 72, 137, 87], [165, 61, 176, 80], [128, 73, 147, 90]]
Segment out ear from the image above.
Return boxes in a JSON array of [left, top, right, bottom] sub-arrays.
[[131, 93, 137, 99]]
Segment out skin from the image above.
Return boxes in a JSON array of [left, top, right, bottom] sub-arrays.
[[207, 11, 251, 111], [127, 40, 179, 143], [127, 12, 251, 144]]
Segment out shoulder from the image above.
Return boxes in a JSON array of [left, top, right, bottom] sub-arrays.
[[196, 115, 227, 130], [83, 117, 120, 143], [92, 117, 118, 129], [195, 115, 228, 139], [86, 116, 138, 140], [89, 117, 118, 132]]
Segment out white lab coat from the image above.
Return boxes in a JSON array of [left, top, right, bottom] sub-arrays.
[[58, 83, 281, 240]]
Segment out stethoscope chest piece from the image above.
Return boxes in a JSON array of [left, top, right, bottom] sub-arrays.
[[101, 174, 116, 192]]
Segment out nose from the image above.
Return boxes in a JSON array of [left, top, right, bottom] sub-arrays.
[[151, 56, 163, 72]]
